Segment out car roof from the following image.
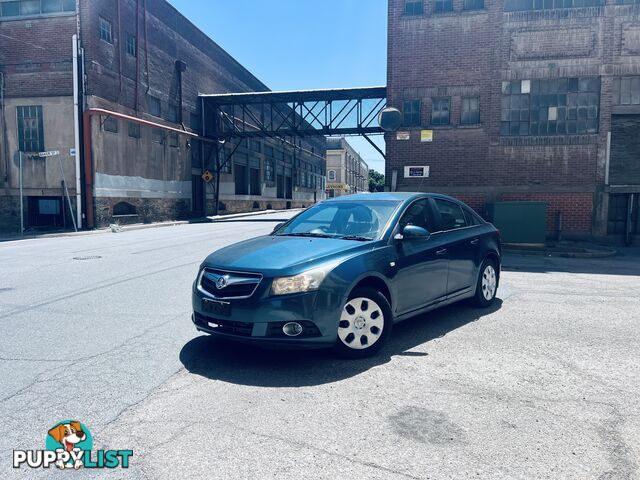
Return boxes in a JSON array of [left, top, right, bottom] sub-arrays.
[[324, 192, 459, 203]]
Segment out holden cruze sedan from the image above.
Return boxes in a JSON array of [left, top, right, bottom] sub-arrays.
[[192, 193, 501, 358]]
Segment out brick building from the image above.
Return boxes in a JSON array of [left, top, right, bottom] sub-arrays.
[[326, 138, 369, 197], [0, 0, 325, 233], [386, 0, 640, 242]]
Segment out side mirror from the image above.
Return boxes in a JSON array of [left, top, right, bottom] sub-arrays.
[[271, 222, 285, 235], [395, 225, 431, 241]]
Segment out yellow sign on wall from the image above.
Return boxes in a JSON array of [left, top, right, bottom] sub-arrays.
[[201, 170, 214, 183], [420, 130, 433, 142]]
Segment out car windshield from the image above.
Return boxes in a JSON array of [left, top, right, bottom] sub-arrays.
[[274, 200, 401, 240]]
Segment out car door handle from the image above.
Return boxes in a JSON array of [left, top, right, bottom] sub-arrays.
[[436, 248, 448, 256], [470, 239, 480, 245]]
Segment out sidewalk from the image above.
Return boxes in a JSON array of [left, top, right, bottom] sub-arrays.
[[0, 209, 298, 243], [502, 241, 618, 258]]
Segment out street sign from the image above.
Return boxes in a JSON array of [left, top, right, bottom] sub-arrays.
[[38, 150, 60, 157], [404, 166, 430, 178], [201, 170, 214, 183]]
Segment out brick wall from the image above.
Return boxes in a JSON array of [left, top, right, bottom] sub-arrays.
[[0, 14, 76, 98], [385, 0, 640, 237]]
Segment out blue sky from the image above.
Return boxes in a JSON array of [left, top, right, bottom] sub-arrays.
[[168, 0, 388, 173]]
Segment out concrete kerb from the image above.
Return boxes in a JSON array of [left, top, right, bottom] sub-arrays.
[[502, 243, 618, 259], [0, 209, 300, 243]]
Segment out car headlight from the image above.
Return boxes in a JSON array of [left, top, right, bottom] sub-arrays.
[[271, 263, 337, 296]]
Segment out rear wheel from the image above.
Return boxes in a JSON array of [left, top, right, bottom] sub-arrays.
[[473, 258, 499, 307], [334, 287, 392, 358]]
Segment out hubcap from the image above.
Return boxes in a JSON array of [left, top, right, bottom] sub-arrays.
[[338, 297, 384, 350], [481, 265, 497, 301]]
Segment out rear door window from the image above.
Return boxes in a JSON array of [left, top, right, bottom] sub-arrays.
[[434, 199, 467, 231]]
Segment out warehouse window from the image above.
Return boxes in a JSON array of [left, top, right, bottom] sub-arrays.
[[461, 97, 480, 124], [464, 0, 485, 9], [402, 100, 421, 127], [264, 158, 274, 181], [168, 133, 179, 148], [148, 96, 161, 117], [431, 97, 450, 125], [434, 0, 453, 12], [16, 105, 44, 152], [0, 0, 75, 18], [220, 149, 232, 174], [99, 17, 113, 44], [190, 113, 200, 132], [404, 0, 424, 15], [249, 140, 261, 153], [167, 104, 178, 123], [501, 78, 600, 136], [152, 129, 163, 144], [128, 122, 140, 138], [613, 77, 640, 105], [126, 33, 136, 57], [264, 145, 274, 157], [102, 116, 118, 133], [505, 0, 603, 11]]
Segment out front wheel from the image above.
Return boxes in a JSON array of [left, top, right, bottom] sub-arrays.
[[334, 287, 392, 358], [473, 258, 499, 307]]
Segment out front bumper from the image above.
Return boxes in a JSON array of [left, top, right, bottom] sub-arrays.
[[191, 287, 342, 349]]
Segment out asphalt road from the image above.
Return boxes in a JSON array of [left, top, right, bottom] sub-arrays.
[[0, 215, 639, 479]]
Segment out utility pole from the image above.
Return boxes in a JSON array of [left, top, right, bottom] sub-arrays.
[[19, 151, 23, 236], [213, 142, 220, 216]]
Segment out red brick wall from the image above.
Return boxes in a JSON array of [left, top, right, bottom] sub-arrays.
[[386, 0, 611, 236], [0, 14, 77, 97]]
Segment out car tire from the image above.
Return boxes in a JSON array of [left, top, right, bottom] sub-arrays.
[[334, 286, 393, 359], [473, 257, 499, 308]]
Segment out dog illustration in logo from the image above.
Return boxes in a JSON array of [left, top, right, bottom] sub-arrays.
[[47, 421, 86, 469]]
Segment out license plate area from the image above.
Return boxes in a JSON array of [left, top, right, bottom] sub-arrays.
[[202, 298, 231, 316]]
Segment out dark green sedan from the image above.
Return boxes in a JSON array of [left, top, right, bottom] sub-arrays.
[[192, 193, 501, 358]]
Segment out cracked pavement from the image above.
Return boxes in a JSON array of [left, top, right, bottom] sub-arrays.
[[1, 216, 639, 479]]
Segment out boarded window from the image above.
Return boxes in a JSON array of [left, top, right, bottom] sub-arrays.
[[103, 116, 118, 133], [113, 201, 137, 216], [16, 105, 44, 152]]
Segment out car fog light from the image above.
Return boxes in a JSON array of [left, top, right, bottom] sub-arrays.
[[283, 322, 303, 337]]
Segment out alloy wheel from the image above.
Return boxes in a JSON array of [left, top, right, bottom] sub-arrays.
[[338, 297, 385, 350]]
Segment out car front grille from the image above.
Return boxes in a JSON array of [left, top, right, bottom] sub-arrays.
[[194, 313, 254, 337], [198, 268, 262, 299]]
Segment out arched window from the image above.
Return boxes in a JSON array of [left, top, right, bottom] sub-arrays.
[[113, 202, 137, 216], [328, 170, 336, 181]]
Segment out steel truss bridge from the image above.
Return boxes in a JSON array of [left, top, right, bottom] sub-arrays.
[[199, 86, 387, 158]]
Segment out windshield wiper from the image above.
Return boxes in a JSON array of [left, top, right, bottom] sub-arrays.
[[338, 235, 374, 242], [276, 232, 335, 238]]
